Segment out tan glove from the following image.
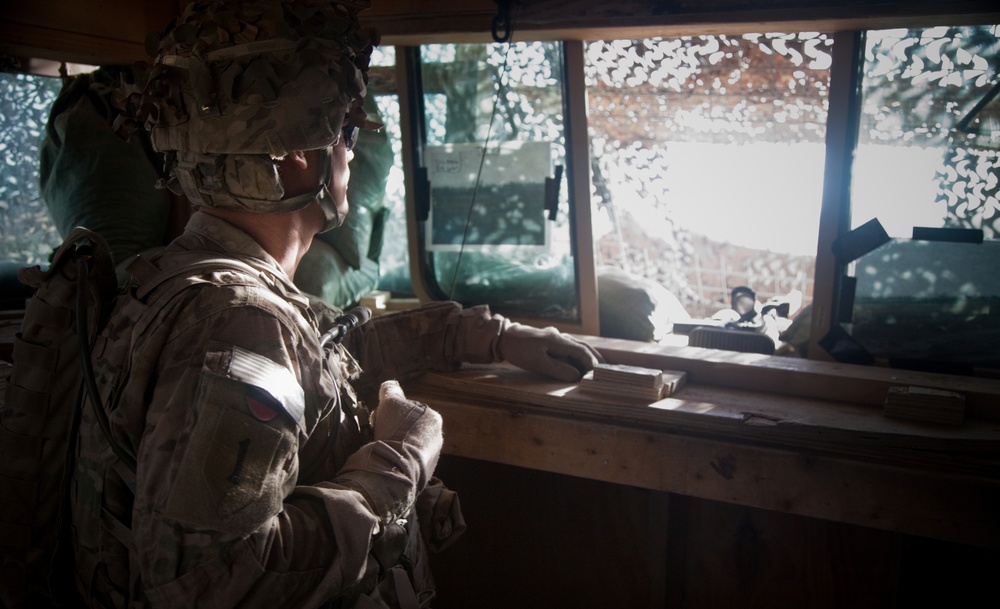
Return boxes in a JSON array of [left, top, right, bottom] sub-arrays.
[[335, 381, 443, 525], [498, 322, 602, 382]]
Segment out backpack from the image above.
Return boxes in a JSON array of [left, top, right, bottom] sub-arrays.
[[0, 227, 262, 608], [1, 227, 117, 608]]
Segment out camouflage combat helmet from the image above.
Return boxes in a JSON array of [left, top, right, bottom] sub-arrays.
[[119, 0, 379, 229]]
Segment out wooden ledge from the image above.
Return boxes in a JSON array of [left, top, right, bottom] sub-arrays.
[[407, 363, 1000, 548], [583, 335, 1000, 420]]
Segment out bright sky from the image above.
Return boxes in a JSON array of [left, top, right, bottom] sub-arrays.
[[600, 141, 948, 256]]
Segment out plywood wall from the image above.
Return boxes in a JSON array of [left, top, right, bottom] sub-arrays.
[[0, 0, 181, 65]]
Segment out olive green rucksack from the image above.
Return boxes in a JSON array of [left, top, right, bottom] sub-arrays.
[[0, 227, 117, 608], [0, 228, 264, 608]]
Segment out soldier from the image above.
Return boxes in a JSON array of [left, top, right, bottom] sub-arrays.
[[70, 1, 600, 608]]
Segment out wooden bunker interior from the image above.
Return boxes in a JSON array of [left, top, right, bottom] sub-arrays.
[[2, 1, 999, 607]]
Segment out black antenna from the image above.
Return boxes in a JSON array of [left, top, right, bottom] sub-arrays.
[[955, 79, 1000, 135], [447, 5, 520, 299]]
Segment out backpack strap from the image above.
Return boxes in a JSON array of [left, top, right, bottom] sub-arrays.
[[78, 254, 275, 481], [128, 255, 265, 302]]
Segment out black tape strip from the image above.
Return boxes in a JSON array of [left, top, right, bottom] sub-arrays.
[[832, 218, 890, 263], [818, 325, 874, 366], [911, 227, 984, 244], [837, 275, 856, 324], [545, 165, 563, 221]]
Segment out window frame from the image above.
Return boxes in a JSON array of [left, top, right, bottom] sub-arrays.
[[394, 19, 996, 371], [397, 41, 600, 334], [808, 30, 865, 362], [5, 9, 987, 368]]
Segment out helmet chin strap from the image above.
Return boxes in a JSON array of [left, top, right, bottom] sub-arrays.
[[315, 184, 343, 233], [192, 147, 344, 230], [312, 146, 344, 233], [271, 146, 343, 233]]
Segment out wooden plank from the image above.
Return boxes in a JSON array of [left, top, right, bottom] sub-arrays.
[[2, 0, 164, 43], [367, 0, 494, 15], [410, 389, 1000, 547], [559, 39, 599, 336], [586, 336, 1000, 420], [0, 20, 147, 65], [428, 456, 668, 608], [808, 30, 861, 364], [416, 365, 1000, 477], [515, 0, 1000, 33], [664, 495, 899, 609]]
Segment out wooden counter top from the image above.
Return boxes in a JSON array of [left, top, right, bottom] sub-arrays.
[[407, 356, 1000, 549]]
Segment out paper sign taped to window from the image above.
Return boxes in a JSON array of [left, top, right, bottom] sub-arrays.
[[425, 141, 552, 251]]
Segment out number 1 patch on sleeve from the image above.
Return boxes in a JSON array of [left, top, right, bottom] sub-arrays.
[[164, 372, 296, 537]]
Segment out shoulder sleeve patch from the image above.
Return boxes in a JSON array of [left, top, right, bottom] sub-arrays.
[[164, 371, 296, 536], [225, 346, 305, 428]]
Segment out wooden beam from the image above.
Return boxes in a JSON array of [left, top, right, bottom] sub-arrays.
[[412, 388, 1000, 548], [0, 0, 179, 66], [365, 0, 1000, 44], [4, 1, 998, 62], [587, 336, 1000, 420], [807, 30, 863, 364], [560, 40, 600, 335], [0, 20, 147, 66]]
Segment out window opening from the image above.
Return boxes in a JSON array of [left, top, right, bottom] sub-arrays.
[[585, 33, 832, 351], [366, 46, 413, 296], [852, 25, 1000, 239], [0, 71, 63, 267]]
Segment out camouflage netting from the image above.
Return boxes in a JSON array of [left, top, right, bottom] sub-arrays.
[[116, 0, 379, 213]]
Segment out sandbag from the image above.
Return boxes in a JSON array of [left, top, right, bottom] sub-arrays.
[[296, 238, 382, 309], [300, 96, 394, 307], [597, 266, 690, 342], [39, 69, 169, 265], [314, 95, 394, 271], [39, 72, 394, 311]]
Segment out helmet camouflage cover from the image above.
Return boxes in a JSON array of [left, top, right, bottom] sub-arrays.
[[118, 0, 379, 217]]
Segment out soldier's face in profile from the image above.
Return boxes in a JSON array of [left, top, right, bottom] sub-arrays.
[[277, 139, 353, 227], [327, 139, 353, 221]]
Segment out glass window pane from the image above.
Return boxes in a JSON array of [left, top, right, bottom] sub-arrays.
[[586, 33, 832, 350], [367, 46, 412, 295], [0, 72, 63, 267], [415, 42, 581, 323], [853, 25, 1000, 238], [850, 25, 1000, 371]]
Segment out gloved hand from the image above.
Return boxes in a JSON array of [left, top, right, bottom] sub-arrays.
[[497, 322, 603, 382], [369, 380, 443, 487], [335, 381, 443, 524]]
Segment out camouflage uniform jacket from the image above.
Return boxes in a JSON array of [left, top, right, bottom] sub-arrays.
[[72, 211, 503, 609]]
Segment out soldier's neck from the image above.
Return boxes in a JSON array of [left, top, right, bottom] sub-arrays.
[[200, 205, 322, 280]]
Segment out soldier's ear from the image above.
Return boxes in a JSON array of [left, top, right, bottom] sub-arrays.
[[275, 150, 318, 198], [284, 150, 309, 170]]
